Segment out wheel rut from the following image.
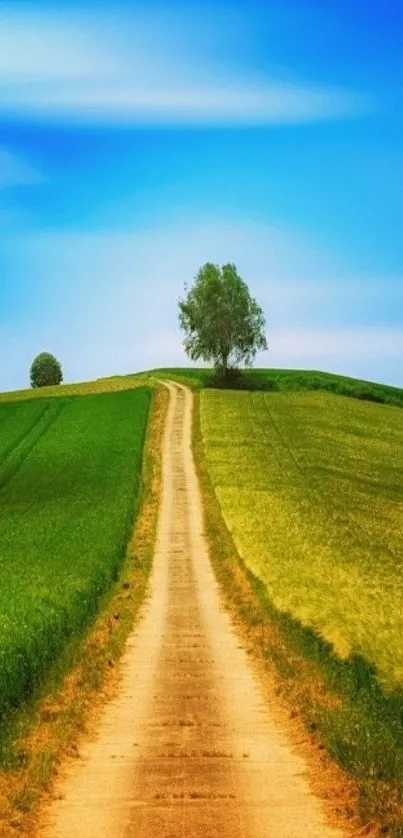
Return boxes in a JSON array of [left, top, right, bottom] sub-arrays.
[[42, 382, 345, 838]]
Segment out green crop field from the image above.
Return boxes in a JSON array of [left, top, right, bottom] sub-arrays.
[[0, 387, 151, 729], [200, 389, 403, 690]]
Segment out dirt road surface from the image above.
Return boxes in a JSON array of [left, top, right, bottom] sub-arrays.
[[42, 382, 344, 838]]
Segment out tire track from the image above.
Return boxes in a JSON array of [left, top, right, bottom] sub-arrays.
[[0, 401, 64, 493]]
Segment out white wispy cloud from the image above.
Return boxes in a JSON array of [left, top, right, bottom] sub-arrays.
[[0, 148, 43, 189], [0, 8, 364, 125]]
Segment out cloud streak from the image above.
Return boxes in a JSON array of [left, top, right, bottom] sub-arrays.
[[1, 81, 360, 126], [0, 8, 364, 125]]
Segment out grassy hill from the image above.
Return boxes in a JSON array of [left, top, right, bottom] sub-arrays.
[[2, 367, 402, 409], [147, 367, 403, 408]]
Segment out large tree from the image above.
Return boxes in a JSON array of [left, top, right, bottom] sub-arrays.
[[178, 262, 267, 377], [30, 352, 63, 388]]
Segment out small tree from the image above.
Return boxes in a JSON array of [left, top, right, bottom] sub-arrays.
[[30, 352, 63, 388], [178, 262, 267, 378]]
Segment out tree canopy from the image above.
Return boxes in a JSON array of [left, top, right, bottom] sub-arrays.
[[30, 352, 63, 388], [178, 262, 267, 377]]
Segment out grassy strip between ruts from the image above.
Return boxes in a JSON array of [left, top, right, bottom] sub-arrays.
[[0, 385, 167, 837], [192, 391, 403, 838]]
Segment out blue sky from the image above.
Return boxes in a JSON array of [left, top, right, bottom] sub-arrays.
[[1, 0, 402, 389]]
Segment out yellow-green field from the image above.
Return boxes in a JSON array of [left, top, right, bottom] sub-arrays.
[[0, 375, 148, 404], [200, 389, 403, 690]]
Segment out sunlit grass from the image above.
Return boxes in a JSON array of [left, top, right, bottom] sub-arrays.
[[201, 390, 403, 690]]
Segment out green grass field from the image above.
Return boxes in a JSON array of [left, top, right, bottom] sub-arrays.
[[200, 389, 403, 690], [0, 388, 151, 729]]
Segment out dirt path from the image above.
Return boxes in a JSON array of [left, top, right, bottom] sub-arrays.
[[42, 382, 345, 838]]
